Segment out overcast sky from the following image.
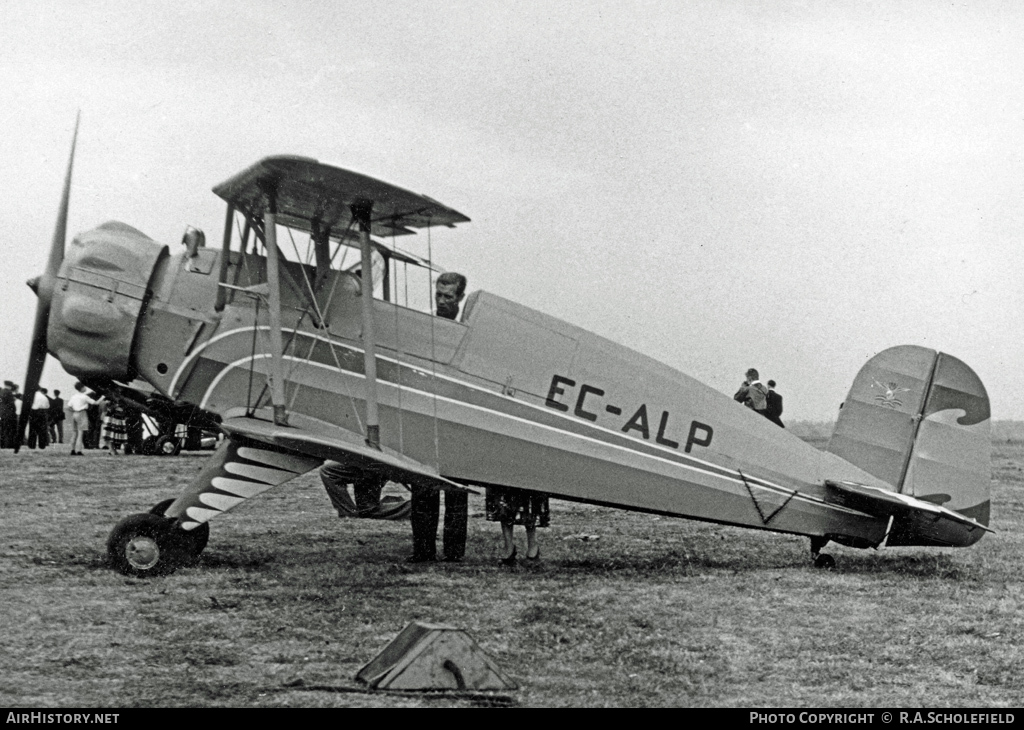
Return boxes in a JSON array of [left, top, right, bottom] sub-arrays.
[[2, 0, 1022, 422]]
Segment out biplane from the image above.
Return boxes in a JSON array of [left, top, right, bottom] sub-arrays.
[[19, 123, 993, 575]]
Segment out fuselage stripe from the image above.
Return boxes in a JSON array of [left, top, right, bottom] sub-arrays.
[[200, 351, 860, 516], [190, 327, 789, 487]]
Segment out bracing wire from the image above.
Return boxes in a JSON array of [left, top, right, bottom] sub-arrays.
[[224, 209, 308, 419], [402, 260, 409, 309], [230, 209, 277, 415], [425, 220, 442, 471], [270, 222, 366, 435], [246, 297, 261, 416], [389, 229, 406, 455]]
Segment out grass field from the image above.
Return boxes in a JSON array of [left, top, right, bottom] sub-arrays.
[[1, 435, 1021, 708]]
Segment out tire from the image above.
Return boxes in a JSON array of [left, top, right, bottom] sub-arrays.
[[155, 435, 181, 456], [140, 436, 158, 455], [149, 499, 209, 561], [813, 553, 836, 570], [107, 513, 179, 577]]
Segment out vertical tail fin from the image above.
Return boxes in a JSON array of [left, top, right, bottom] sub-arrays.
[[826, 345, 990, 527]]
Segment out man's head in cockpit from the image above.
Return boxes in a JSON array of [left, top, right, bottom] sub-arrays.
[[435, 272, 467, 320]]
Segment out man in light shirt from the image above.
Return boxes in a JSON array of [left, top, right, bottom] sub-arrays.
[[67, 382, 104, 455]]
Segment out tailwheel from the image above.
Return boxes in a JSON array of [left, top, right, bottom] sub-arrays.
[[149, 499, 209, 563], [107, 513, 179, 576], [810, 536, 835, 569], [813, 553, 836, 570]]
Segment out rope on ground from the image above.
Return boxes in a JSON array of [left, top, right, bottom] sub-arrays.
[[265, 682, 518, 707]]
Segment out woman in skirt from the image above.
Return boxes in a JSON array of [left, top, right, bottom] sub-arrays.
[[101, 397, 128, 455], [486, 486, 550, 565]]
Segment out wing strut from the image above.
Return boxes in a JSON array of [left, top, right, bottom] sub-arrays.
[[214, 202, 235, 312], [261, 181, 288, 425], [352, 200, 381, 449]]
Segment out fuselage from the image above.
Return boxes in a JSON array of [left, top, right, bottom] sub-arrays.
[[77, 236, 887, 546]]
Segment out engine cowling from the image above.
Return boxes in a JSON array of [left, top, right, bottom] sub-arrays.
[[48, 221, 167, 381]]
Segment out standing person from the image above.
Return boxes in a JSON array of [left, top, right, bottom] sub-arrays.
[[765, 380, 785, 428], [27, 387, 51, 450], [122, 405, 143, 455], [48, 389, 65, 444], [67, 382, 104, 455], [486, 487, 550, 565], [407, 273, 470, 563], [733, 368, 769, 417], [0, 381, 16, 449], [85, 400, 102, 449], [102, 397, 128, 455]]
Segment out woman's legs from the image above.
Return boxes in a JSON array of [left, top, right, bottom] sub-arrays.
[[500, 523, 516, 559], [525, 526, 539, 559]]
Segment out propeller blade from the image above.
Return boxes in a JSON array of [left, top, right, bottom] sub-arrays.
[[15, 115, 79, 452], [46, 113, 78, 282]]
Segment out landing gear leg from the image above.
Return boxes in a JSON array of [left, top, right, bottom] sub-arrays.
[[106, 436, 323, 578], [150, 499, 209, 564], [810, 536, 835, 569]]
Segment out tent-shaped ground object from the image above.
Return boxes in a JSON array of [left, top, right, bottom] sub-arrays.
[[356, 621, 516, 691]]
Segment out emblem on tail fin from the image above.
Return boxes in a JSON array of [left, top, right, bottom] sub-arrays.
[[872, 381, 910, 409]]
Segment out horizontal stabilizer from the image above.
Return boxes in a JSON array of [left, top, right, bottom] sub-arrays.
[[824, 479, 992, 548], [221, 416, 475, 494]]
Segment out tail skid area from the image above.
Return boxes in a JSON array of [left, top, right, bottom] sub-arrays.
[[824, 480, 992, 549], [825, 345, 991, 547]]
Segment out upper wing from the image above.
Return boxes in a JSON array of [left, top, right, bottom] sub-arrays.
[[212, 155, 470, 239], [221, 415, 475, 494]]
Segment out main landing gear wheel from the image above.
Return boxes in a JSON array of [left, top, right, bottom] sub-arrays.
[[107, 513, 178, 576], [107, 504, 210, 576], [149, 499, 209, 563], [155, 435, 181, 456]]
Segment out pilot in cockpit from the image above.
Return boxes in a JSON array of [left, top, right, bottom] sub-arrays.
[[434, 272, 467, 321]]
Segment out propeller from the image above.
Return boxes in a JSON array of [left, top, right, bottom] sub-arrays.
[[15, 115, 79, 452]]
